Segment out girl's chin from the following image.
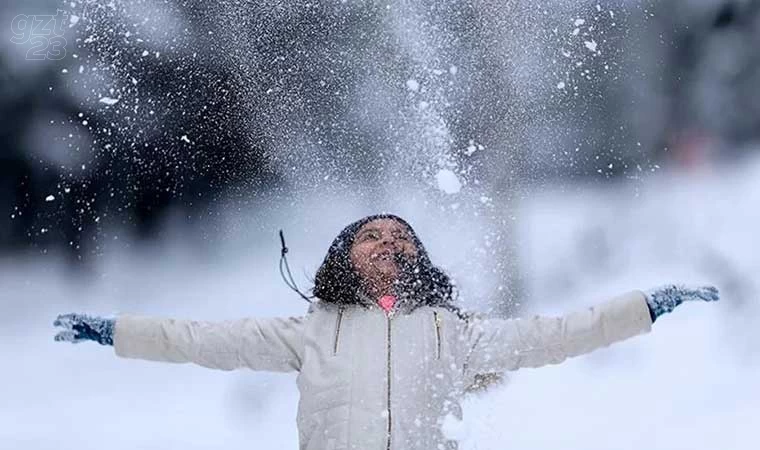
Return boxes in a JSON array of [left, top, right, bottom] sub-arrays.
[[376, 269, 399, 279], [371, 259, 396, 270]]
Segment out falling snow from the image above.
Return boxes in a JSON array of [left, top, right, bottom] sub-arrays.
[[98, 97, 120, 105]]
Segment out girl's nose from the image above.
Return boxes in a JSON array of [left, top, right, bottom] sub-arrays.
[[380, 236, 399, 250]]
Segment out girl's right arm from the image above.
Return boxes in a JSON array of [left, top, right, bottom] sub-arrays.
[[460, 285, 718, 375], [54, 313, 306, 372]]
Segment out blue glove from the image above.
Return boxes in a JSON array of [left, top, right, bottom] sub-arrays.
[[53, 313, 115, 346], [644, 284, 720, 322]]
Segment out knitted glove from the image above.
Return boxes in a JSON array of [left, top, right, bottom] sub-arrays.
[[53, 313, 115, 346], [644, 284, 720, 322]]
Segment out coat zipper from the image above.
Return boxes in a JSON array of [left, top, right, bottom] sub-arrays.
[[333, 308, 344, 355], [386, 312, 393, 450], [433, 310, 442, 360]]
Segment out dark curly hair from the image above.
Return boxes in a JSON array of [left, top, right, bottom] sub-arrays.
[[312, 213, 462, 315]]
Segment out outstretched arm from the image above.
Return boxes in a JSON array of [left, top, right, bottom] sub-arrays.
[[54, 313, 306, 372], [462, 285, 718, 375]]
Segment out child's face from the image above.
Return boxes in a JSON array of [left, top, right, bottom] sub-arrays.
[[349, 218, 419, 292]]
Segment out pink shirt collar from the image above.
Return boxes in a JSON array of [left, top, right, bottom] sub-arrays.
[[377, 294, 397, 313]]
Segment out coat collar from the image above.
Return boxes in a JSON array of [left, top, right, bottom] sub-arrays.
[[332, 288, 423, 315], [309, 288, 467, 320]]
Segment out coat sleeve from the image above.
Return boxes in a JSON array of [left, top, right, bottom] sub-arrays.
[[113, 314, 306, 372], [461, 290, 652, 375]]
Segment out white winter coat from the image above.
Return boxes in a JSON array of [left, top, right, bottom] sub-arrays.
[[113, 290, 652, 450]]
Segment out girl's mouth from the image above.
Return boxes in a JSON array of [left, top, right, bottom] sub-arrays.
[[371, 250, 395, 261]]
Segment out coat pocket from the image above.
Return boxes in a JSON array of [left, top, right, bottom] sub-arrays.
[[333, 308, 344, 355], [433, 310, 442, 360]]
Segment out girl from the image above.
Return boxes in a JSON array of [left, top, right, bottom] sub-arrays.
[[54, 213, 719, 450]]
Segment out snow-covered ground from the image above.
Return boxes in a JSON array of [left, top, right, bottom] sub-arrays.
[[1, 156, 758, 449]]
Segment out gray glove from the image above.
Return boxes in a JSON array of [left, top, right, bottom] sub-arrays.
[[53, 313, 115, 346], [644, 284, 720, 322]]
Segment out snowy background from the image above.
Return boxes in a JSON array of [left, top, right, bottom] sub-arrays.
[[3, 156, 758, 449], [2, 0, 759, 448]]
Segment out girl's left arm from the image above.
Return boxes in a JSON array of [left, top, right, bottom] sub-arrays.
[[461, 285, 718, 375], [112, 314, 307, 372]]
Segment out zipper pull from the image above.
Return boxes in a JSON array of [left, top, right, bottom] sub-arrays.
[[333, 307, 344, 355], [433, 310, 442, 360]]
